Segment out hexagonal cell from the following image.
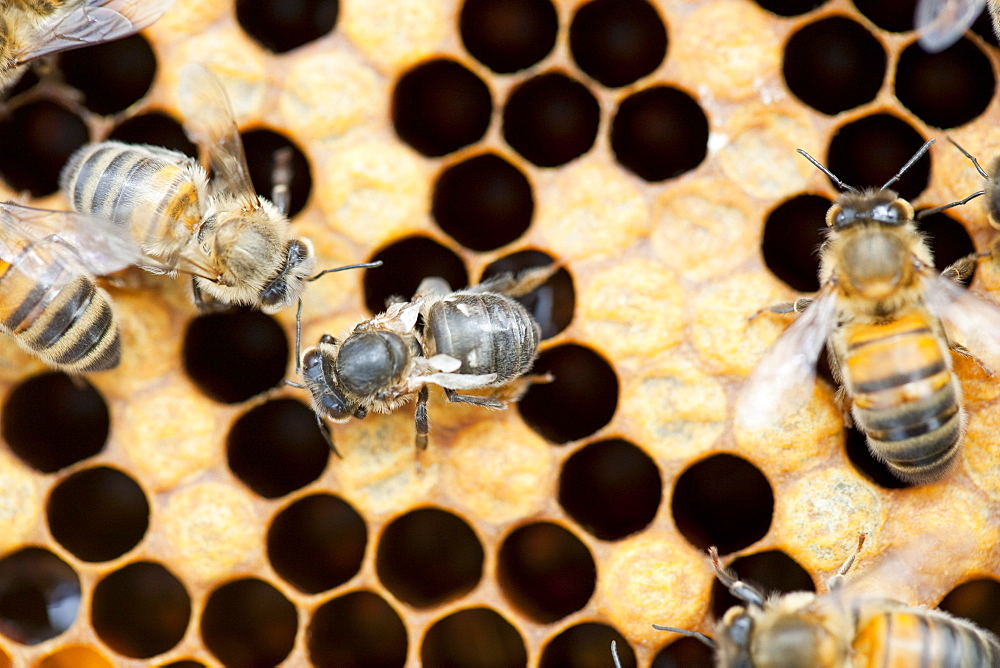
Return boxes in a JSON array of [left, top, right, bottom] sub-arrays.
[[308, 590, 407, 667], [59, 34, 156, 115], [710, 549, 814, 619], [938, 577, 1000, 635], [421, 608, 526, 667], [0, 547, 80, 645], [108, 112, 198, 158], [652, 636, 715, 667], [459, 0, 558, 74], [201, 578, 297, 667], [0, 101, 88, 196], [540, 622, 631, 668], [2, 372, 109, 473], [761, 194, 829, 293], [481, 250, 575, 339], [895, 38, 994, 129], [236, 0, 338, 53], [241, 128, 313, 218], [569, 0, 668, 88], [91, 561, 190, 659], [363, 237, 467, 315]]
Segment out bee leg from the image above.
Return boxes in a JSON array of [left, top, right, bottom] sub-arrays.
[[444, 388, 504, 409], [476, 264, 562, 298], [748, 297, 814, 321], [951, 342, 994, 376], [486, 372, 554, 404], [827, 533, 866, 591], [415, 385, 430, 451], [941, 252, 986, 284], [315, 412, 342, 458], [191, 277, 209, 311]]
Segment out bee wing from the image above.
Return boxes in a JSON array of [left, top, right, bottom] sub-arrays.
[[15, 0, 175, 63], [915, 0, 985, 52], [924, 271, 1000, 370], [734, 289, 838, 431], [178, 63, 261, 211]]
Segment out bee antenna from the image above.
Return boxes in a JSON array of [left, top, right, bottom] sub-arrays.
[[611, 640, 622, 668], [882, 138, 935, 190], [916, 190, 985, 219], [796, 149, 859, 194], [294, 298, 303, 375], [284, 379, 304, 389], [947, 137, 990, 180], [652, 624, 717, 649], [308, 260, 383, 283], [709, 546, 766, 608]]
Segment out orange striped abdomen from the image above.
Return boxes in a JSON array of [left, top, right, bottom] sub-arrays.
[[853, 609, 1000, 667]]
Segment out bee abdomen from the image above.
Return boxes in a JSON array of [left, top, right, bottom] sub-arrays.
[[854, 611, 1000, 667]]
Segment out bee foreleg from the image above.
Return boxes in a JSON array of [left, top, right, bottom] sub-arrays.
[[315, 412, 342, 458], [827, 533, 865, 591], [415, 385, 429, 451], [476, 264, 561, 298], [941, 252, 984, 284], [749, 297, 814, 321], [444, 388, 504, 409]]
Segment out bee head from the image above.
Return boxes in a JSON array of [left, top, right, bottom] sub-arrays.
[[258, 238, 317, 313], [827, 191, 914, 230], [301, 344, 356, 421]]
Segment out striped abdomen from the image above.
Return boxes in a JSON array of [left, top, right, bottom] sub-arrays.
[[60, 141, 205, 263], [0, 242, 119, 372], [842, 312, 961, 483], [853, 609, 1000, 667], [425, 293, 540, 383]]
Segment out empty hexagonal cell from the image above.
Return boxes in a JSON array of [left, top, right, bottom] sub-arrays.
[[939, 578, 1000, 635], [60, 34, 157, 115], [421, 608, 526, 667], [46, 466, 149, 562], [108, 112, 197, 158], [783, 16, 885, 116], [308, 590, 407, 667], [710, 550, 814, 619], [227, 398, 329, 499], [518, 343, 618, 444], [0, 101, 88, 196], [241, 128, 313, 218], [671, 454, 773, 554], [182, 308, 289, 404], [825, 114, 931, 202], [752, 0, 827, 16], [569, 0, 667, 88], [201, 578, 297, 667], [267, 493, 367, 594], [91, 561, 190, 659], [392, 58, 492, 158], [610, 86, 708, 182], [460, 0, 558, 74], [540, 623, 631, 668], [0, 547, 80, 645], [497, 522, 595, 624], [559, 438, 661, 541], [2, 372, 109, 473], [503, 72, 600, 168], [852, 0, 914, 32], [236, 0, 338, 53], [376, 507, 483, 608], [652, 636, 715, 667], [432, 152, 533, 252], [761, 194, 830, 293], [481, 250, 575, 339], [895, 38, 994, 129], [363, 237, 467, 315]]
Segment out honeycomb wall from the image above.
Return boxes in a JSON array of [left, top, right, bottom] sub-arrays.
[[1, 0, 1000, 666]]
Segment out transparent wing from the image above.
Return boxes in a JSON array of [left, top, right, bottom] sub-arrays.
[[924, 271, 1000, 370], [16, 0, 175, 63], [178, 63, 260, 211], [915, 0, 985, 52], [734, 289, 838, 431]]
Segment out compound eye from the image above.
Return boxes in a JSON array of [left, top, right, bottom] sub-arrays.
[[322, 392, 352, 420], [303, 348, 323, 368]]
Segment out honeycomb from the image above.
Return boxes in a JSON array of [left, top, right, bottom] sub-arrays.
[[0, 0, 999, 665]]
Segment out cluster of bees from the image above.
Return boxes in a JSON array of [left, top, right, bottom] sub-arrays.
[[4, 1, 1000, 666]]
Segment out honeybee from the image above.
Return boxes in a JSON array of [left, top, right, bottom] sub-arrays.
[[60, 63, 327, 314], [0, 0, 174, 94], [736, 139, 1000, 483], [654, 537, 1000, 667], [0, 201, 149, 372], [916, 0, 1000, 52], [293, 267, 553, 454]]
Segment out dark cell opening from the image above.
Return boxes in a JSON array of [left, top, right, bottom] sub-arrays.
[[751, 0, 827, 17], [60, 34, 157, 115], [109, 112, 198, 158], [852, 0, 916, 32], [0, 101, 88, 196], [611, 86, 708, 182], [783, 17, 886, 115], [0, 547, 80, 645], [421, 608, 526, 668], [46, 466, 149, 562], [540, 623, 632, 668], [711, 550, 814, 619], [392, 58, 492, 158], [376, 508, 483, 608], [498, 522, 596, 624], [518, 344, 618, 444], [160, 662, 206, 668], [481, 250, 575, 339], [502, 72, 600, 168], [825, 115, 931, 202], [2, 372, 109, 473], [460, 0, 558, 74], [432, 152, 533, 252], [652, 636, 716, 667], [91, 562, 190, 659], [917, 209, 976, 286], [559, 439, 662, 541], [569, 0, 668, 88], [201, 579, 297, 667], [761, 194, 831, 293], [363, 237, 467, 315], [227, 399, 329, 498], [241, 128, 313, 218], [236, 0, 338, 53], [938, 578, 1000, 635], [895, 39, 994, 129], [307, 590, 408, 668], [182, 308, 289, 404], [671, 454, 774, 554], [844, 425, 915, 490], [267, 493, 367, 594]]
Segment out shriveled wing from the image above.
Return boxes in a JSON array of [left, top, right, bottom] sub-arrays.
[[924, 271, 1000, 371], [358, 301, 421, 335], [16, 0, 175, 63], [178, 63, 260, 211], [734, 289, 838, 431], [915, 0, 985, 52]]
